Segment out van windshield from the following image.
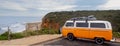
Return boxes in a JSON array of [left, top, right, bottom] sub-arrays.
[[65, 22, 74, 27]]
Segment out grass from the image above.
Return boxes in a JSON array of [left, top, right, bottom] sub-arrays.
[[0, 32, 25, 40], [0, 28, 59, 40], [40, 28, 59, 34], [10, 33, 25, 39]]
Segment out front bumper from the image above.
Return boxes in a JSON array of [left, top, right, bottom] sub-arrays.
[[110, 38, 116, 42]]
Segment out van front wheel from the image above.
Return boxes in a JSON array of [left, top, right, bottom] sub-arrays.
[[95, 38, 104, 44], [67, 33, 75, 41]]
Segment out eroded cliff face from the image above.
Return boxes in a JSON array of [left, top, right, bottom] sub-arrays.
[[41, 18, 60, 30]]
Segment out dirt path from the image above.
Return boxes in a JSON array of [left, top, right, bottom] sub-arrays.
[[0, 34, 62, 46], [116, 38, 120, 43]]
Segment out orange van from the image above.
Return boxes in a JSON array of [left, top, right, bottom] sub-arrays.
[[61, 18, 115, 44]]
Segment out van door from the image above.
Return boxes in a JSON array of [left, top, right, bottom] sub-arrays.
[[75, 22, 90, 38], [62, 22, 74, 37]]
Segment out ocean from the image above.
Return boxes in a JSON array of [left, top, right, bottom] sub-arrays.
[[0, 16, 42, 34], [0, 16, 42, 27]]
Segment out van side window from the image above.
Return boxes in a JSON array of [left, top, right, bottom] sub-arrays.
[[65, 22, 74, 27], [76, 23, 88, 27], [90, 23, 105, 28]]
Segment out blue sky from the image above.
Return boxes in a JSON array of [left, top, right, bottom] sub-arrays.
[[0, 0, 120, 17]]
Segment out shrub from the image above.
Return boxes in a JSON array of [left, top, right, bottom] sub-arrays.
[[0, 32, 9, 40], [10, 33, 24, 39], [0, 36, 8, 40], [113, 32, 120, 38], [40, 28, 59, 34], [22, 31, 39, 36], [0, 32, 25, 40]]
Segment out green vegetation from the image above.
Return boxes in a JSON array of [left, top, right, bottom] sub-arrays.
[[113, 32, 120, 38], [0, 32, 24, 40], [40, 28, 59, 34], [0, 28, 59, 40], [0, 32, 9, 40], [42, 10, 120, 32]]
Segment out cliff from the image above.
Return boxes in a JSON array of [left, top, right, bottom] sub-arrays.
[[41, 10, 120, 31]]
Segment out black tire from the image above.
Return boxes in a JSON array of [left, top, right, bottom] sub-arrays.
[[67, 33, 75, 41], [95, 38, 104, 44]]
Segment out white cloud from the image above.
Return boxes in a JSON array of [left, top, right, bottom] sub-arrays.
[[38, 5, 77, 11], [98, 0, 120, 10], [0, 1, 27, 11], [0, 0, 76, 11], [0, 0, 77, 17], [29, 0, 76, 11]]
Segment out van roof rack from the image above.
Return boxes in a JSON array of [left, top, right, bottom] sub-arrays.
[[68, 15, 97, 21], [68, 15, 97, 23]]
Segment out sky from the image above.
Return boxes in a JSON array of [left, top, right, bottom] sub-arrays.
[[0, 0, 120, 17]]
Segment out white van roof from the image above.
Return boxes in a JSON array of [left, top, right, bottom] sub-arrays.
[[65, 20, 112, 30], [66, 20, 110, 23]]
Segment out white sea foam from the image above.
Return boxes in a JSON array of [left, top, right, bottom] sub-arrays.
[[0, 23, 26, 35]]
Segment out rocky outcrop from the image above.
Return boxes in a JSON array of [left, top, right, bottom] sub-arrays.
[[26, 22, 41, 31], [41, 18, 60, 30]]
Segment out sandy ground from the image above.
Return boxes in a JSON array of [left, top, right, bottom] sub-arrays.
[[0, 34, 62, 46], [116, 38, 120, 43]]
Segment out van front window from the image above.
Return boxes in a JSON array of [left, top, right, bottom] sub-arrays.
[[65, 22, 74, 27]]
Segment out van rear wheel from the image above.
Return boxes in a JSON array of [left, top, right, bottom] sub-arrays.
[[67, 33, 75, 41], [95, 38, 104, 44]]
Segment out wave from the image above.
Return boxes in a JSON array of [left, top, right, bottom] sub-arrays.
[[0, 23, 26, 35]]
